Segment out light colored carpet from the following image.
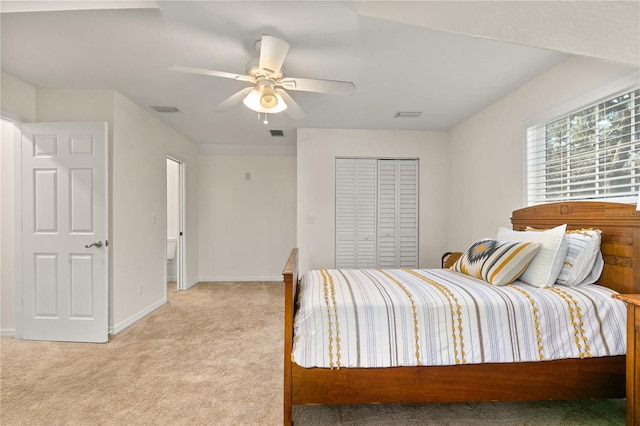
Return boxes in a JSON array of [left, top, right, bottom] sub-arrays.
[[0, 281, 626, 425]]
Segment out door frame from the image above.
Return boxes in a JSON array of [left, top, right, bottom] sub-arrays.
[[166, 155, 186, 292], [14, 120, 24, 339], [2, 117, 24, 338]]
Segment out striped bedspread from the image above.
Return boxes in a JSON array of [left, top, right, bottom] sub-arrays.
[[292, 269, 626, 368]]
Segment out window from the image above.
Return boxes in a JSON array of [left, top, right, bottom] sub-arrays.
[[526, 86, 640, 205]]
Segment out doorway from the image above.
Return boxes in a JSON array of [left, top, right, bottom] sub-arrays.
[[166, 157, 185, 292]]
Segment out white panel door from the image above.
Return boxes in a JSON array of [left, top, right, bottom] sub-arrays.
[[21, 122, 108, 343]]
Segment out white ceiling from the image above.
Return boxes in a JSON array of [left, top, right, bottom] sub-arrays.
[[1, 1, 637, 147]]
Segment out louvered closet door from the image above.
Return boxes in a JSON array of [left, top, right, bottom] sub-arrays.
[[377, 160, 398, 267], [336, 159, 356, 268], [377, 159, 418, 268], [397, 160, 418, 267], [355, 160, 377, 267], [335, 159, 377, 268]]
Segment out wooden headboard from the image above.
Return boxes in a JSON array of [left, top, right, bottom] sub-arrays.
[[511, 201, 640, 295]]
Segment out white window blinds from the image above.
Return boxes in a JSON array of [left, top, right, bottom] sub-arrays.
[[526, 86, 640, 205]]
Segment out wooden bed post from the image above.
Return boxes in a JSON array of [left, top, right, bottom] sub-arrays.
[[282, 248, 298, 426]]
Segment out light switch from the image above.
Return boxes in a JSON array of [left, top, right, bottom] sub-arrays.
[[245, 172, 251, 180], [306, 216, 315, 224]]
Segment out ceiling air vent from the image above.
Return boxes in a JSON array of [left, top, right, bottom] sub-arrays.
[[270, 129, 285, 137], [150, 106, 182, 113], [394, 111, 422, 118]]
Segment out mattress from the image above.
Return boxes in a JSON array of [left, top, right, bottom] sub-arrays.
[[292, 268, 626, 368]]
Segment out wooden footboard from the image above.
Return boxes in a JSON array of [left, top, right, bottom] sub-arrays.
[[291, 357, 625, 405], [282, 248, 298, 426]]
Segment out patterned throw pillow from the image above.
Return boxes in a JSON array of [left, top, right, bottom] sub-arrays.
[[556, 229, 602, 286], [451, 239, 542, 286]]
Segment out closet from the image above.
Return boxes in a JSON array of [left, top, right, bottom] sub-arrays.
[[335, 158, 418, 268]]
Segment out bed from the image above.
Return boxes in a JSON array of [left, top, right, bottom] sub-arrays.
[[282, 201, 640, 425]]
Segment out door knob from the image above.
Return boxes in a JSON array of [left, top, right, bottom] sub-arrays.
[[85, 241, 103, 248]]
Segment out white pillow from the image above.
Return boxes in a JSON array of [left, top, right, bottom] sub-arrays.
[[555, 229, 602, 286], [496, 224, 568, 287]]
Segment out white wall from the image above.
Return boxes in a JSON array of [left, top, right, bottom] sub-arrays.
[[297, 128, 449, 274], [0, 71, 37, 123], [198, 152, 296, 281], [447, 56, 637, 251], [111, 92, 199, 330]]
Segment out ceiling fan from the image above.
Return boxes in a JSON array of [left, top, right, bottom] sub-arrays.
[[168, 35, 355, 121]]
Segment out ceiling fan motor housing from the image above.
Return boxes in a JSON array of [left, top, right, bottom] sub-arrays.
[[246, 58, 284, 80]]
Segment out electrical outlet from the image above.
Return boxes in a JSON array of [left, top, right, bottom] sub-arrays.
[[138, 283, 143, 295]]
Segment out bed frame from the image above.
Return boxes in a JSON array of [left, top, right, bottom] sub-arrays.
[[282, 201, 640, 425]]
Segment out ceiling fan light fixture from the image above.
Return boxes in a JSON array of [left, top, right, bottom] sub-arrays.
[[243, 89, 287, 113], [260, 85, 278, 108]]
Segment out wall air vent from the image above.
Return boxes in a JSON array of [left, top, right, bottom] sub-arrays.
[[270, 130, 285, 137], [150, 106, 182, 113], [394, 111, 422, 118]]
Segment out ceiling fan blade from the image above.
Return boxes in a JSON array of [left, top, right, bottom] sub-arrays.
[[279, 77, 355, 95], [276, 89, 306, 120], [216, 87, 255, 111], [258, 35, 290, 76], [168, 65, 255, 83]]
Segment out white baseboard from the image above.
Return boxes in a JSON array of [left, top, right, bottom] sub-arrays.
[[0, 329, 15, 336], [198, 276, 282, 282], [109, 298, 166, 335], [167, 275, 177, 281], [185, 279, 199, 290]]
